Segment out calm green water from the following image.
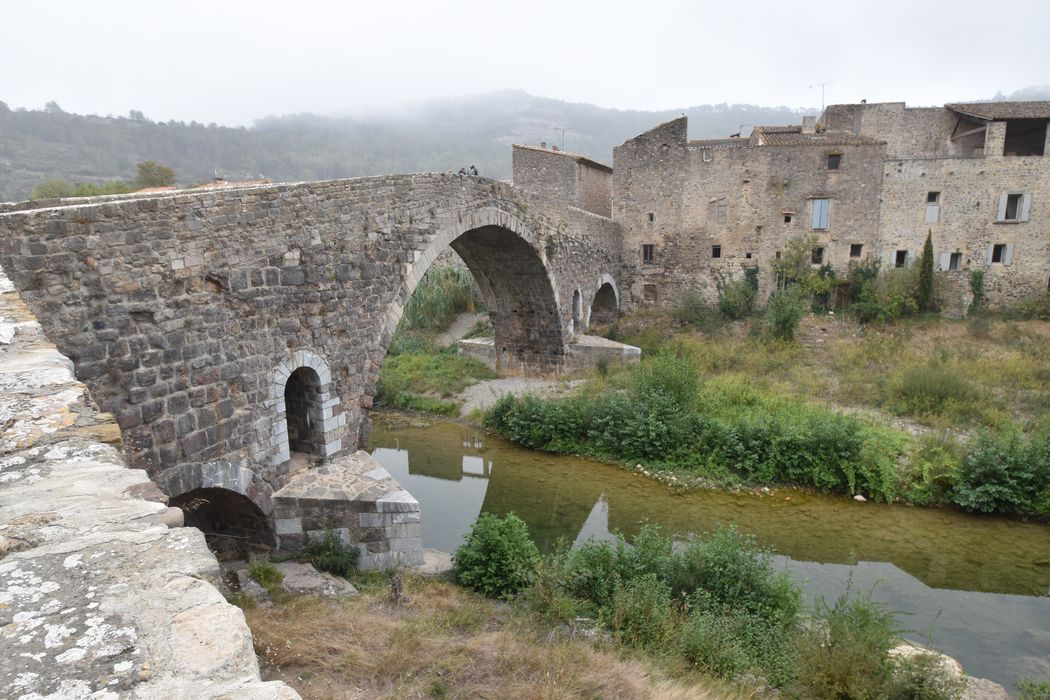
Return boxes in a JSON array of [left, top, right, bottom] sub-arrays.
[[368, 414, 1050, 689]]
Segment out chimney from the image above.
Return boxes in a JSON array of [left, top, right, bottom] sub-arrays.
[[540, 141, 547, 149], [802, 116, 817, 134]]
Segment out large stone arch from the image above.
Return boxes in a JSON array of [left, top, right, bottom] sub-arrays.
[[157, 461, 276, 516], [587, 273, 620, 327], [268, 349, 346, 467], [380, 207, 567, 374]]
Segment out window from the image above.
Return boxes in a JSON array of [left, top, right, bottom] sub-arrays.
[[811, 246, 825, 265], [711, 245, 722, 259], [811, 198, 830, 230], [997, 193, 1031, 222], [647, 212, 655, 222], [925, 192, 940, 224], [643, 284, 658, 302], [745, 252, 752, 259], [783, 214, 793, 224], [708, 197, 728, 225], [991, 243, 1006, 263], [949, 252, 962, 271], [895, 250, 908, 268], [850, 243, 863, 258], [642, 244, 655, 265], [826, 153, 841, 170], [1004, 119, 1047, 156]]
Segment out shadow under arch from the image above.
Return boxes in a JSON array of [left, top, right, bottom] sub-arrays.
[[589, 274, 620, 327], [381, 209, 567, 375], [170, 487, 276, 560]]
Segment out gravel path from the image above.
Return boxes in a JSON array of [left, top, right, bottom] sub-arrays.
[[457, 377, 584, 417]]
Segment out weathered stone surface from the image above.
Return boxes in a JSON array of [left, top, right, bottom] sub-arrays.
[[274, 561, 358, 597], [415, 549, 454, 577], [0, 264, 298, 699], [273, 450, 423, 568]]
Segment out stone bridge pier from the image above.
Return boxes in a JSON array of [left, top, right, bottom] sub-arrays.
[[0, 174, 624, 561]]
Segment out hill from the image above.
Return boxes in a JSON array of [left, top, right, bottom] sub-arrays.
[[0, 91, 812, 201]]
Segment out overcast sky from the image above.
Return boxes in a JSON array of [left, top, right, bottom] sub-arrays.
[[3, 0, 1048, 125]]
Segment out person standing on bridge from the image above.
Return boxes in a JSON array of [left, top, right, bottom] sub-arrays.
[[469, 164, 478, 176]]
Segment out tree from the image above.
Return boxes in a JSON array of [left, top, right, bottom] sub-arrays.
[[917, 229, 935, 313], [134, 160, 176, 189], [30, 178, 73, 200]]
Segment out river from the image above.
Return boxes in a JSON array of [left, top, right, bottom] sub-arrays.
[[367, 413, 1050, 689]]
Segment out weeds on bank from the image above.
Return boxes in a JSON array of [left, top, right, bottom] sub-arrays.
[[376, 348, 496, 416]]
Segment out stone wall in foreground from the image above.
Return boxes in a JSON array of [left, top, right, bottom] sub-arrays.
[[0, 263, 297, 699]]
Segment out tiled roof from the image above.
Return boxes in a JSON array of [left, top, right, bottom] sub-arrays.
[[945, 102, 1050, 120], [750, 126, 883, 147]]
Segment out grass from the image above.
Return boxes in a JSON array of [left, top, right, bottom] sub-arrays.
[[244, 572, 731, 700], [377, 349, 497, 416]]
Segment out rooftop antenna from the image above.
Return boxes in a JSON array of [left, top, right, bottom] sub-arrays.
[[809, 80, 834, 113], [556, 127, 566, 151]]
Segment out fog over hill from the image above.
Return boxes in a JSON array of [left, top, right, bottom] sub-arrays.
[[2, 86, 1047, 202]]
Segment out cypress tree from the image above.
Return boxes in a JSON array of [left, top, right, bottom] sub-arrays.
[[917, 229, 935, 313]]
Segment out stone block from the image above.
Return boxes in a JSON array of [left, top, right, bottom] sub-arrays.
[[274, 517, 303, 535]]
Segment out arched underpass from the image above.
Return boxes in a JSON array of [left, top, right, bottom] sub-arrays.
[[170, 487, 276, 560]]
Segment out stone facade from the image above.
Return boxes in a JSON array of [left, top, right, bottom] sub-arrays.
[[0, 175, 621, 516], [605, 101, 1050, 312], [512, 145, 613, 218], [0, 263, 297, 698]]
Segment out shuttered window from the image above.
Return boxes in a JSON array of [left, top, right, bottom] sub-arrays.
[[811, 198, 830, 230]]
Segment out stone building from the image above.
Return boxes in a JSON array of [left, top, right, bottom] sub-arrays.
[[513, 101, 1050, 313]]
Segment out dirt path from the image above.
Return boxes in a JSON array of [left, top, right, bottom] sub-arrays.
[[437, 311, 487, 346], [457, 377, 584, 417]]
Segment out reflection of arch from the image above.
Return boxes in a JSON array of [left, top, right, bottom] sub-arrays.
[[382, 208, 567, 373], [588, 273, 620, 327], [269, 350, 345, 466]]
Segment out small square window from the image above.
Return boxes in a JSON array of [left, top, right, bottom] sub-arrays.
[[850, 243, 863, 258], [647, 212, 655, 222], [712, 245, 722, 259], [895, 250, 908, 268], [949, 252, 962, 271], [827, 154, 841, 170], [775, 251, 782, 259], [642, 244, 655, 265], [643, 284, 658, 302], [811, 246, 825, 265], [784, 214, 793, 224], [745, 252, 752, 259], [992, 243, 1006, 263], [927, 192, 940, 204]]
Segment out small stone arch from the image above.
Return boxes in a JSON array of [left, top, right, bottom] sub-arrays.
[[588, 274, 620, 327], [269, 349, 346, 466]]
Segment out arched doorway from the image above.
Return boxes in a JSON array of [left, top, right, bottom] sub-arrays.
[[285, 366, 324, 457], [590, 281, 619, 326]]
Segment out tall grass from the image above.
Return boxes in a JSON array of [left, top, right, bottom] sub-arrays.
[[401, 265, 476, 332]]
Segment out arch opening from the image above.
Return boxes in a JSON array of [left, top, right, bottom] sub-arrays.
[[572, 288, 583, 334], [285, 366, 325, 458], [590, 281, 619, 327], [171, 487, 276, 560]]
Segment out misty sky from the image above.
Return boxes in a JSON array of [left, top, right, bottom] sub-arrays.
[[4, 0, 1048, 125]]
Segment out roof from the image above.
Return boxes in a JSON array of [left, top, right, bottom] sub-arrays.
[[945, 102, 1050, 121], [512, 144, 612, 173], [750, 125, 883, 147]]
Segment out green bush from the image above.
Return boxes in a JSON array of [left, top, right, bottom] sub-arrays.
[[454, 512, 540, 598], [888, 651, 966, 700], [917, 230, 935, 313], [1010, 291, 1050, 321], [1018, 678, 1050, 700], [954, 427, 1050, 514], [605, 573, 675, 650], [796, 586, 898, 699], [249, 558, 284, 593], [672, 290, 725, 333], [969, 270, 985, 314], [900, 437, 962, 506], [764, 287, 808, 341], [303, 529, 360, 578], [890, 364, 977, 417], [678, 609, 798, 685], [716, 267, 759, 320]]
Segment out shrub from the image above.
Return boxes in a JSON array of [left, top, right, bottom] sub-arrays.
[[764, 287, 808, 341], [796, 586, 898, 699], [249, 558, 284, 593], [716, 267, 759, 320], [454, 512, 540, 598], [890, 364, 977, 417], [954, 427, 1050, 514], [969, 270, 984, 314], [605, 573, 675, 650], [900, 437, 962, 506], [888, 651, 967, 700], [672, 290, 725, 332], [1010, 291, 1050, 321], [1018, 678, 1050, 700], [303, 529, 360, 578], [678, 609, 798, 685]]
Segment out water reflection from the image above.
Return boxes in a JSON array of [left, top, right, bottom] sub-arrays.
[[369, 415, 1050, 687]]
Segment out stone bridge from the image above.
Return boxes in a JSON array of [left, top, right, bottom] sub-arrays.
[[0, 174, 623, 552]]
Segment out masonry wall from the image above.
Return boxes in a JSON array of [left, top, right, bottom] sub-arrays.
[[0, 175, 620, 504]]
